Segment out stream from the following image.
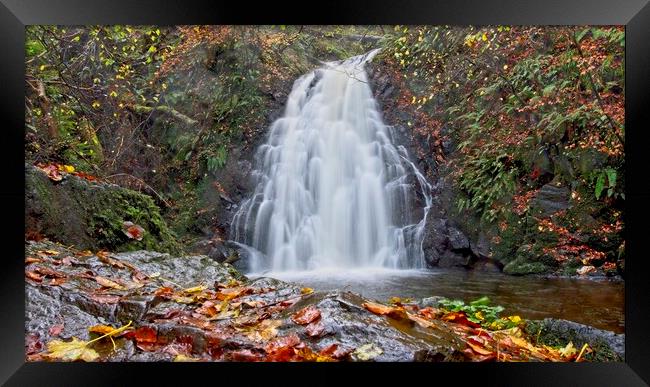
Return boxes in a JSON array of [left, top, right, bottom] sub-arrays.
[[253, 268, 624, 333], [230, 50, 624, 336]]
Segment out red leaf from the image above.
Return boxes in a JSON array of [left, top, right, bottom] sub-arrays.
[[442, 311, 481, 328], [37, 164, 63, 182], [305, 321, 326, 338], [230, 349, 264, 362], [162, 336, 193, 356], [265, 334, 301, 354], [123, 222, 145, 241], [463, 347, 496, 362], [291, 305, 321, 325], [266, 346, 295, 362], [467, 338, 494, 356], [25, 333, 43, 355], [89, 293, 121, 304], [48, 324, 64, 337], [124, 326, 157, 345], [319, 343, 338, 357]]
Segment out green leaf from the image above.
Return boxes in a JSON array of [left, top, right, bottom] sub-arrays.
[[576, 28, 590, 43], [470, 296, 491, 307], [595, 173, 605, 199], [605, 168, 617, 188]]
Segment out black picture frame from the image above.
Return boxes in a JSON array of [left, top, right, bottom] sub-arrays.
[[2, 0, 649, 385]]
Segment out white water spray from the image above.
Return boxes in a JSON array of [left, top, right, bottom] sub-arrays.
[[231, 50, 432, 273]]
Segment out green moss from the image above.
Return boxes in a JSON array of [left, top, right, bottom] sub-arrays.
[[86, 187, 181, 254], [27, 166, 180, 254], [524, 320, 622, 362]]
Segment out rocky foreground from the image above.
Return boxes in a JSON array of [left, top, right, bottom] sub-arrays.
[[25, 240, 623, 362]]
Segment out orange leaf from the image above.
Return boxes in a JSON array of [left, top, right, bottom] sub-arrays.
[[95, 276, 125, 290], [291, 305, 321, 325], [362, 301, 393, 315], [34, 267, 66, 278], [26, 271, 43, 282], [362, 301, 409, 321], [49, 277, 67, 286], [89, 325, 119, 335], [154, 286, 174, 298]]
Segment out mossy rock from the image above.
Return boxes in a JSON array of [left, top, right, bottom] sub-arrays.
[[524, 319, 623, 361], [25, 164, 181, 254], [503, 258, 551, 275]]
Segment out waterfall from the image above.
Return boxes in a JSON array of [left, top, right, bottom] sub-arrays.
[[230, 49, 432, 273]]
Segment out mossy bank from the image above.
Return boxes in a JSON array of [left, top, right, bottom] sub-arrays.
[[25, 164, 181, 254]]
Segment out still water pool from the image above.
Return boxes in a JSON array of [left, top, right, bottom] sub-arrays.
[[251, 268, 624, 333]]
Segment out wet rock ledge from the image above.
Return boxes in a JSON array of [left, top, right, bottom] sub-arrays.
[[25, 241, 622, 362]]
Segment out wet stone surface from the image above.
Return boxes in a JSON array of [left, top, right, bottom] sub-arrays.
[[25, 240, 622, 362]]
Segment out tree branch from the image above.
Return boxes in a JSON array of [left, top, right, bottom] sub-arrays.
[[131, 105, 198, 126]]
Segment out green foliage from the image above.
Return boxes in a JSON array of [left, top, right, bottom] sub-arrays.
[[439, 296, 507, 325], [456, 153, 518, 223], [592, 167, 620, 200], [206, 145, 228, 173]]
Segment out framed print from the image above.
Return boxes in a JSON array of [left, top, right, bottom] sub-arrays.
[[2, 0, 649, 385]]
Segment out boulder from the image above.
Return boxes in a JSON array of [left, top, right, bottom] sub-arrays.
[[25, 164, 180, 254], [525, 318, 624, 361], [531, 183, 570, 216]]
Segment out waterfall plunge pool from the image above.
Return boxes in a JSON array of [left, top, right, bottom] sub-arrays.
[[248, 268, 624, 333]]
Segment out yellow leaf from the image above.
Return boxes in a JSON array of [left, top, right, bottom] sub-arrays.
[[183, 285, 207, 294], [92, 101, 101, 109], [46, 337, 99, 362], [174, 354, 198, 362], [482, 33, 488, 41], [559, 341, 577, 358], [508, 315, 522, 323], [109, 91, 117, 98], [62, 165, 75, 173], [95, 276, 125, 290], [300, 287, 313, 295], [244, 319, 282, 342], [352, 343, 383, 361]]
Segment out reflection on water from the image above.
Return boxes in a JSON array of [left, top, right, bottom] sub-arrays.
[[253, 268, 624, 333]]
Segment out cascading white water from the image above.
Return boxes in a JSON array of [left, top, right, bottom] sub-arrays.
[[231, 50, 432, 273]]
